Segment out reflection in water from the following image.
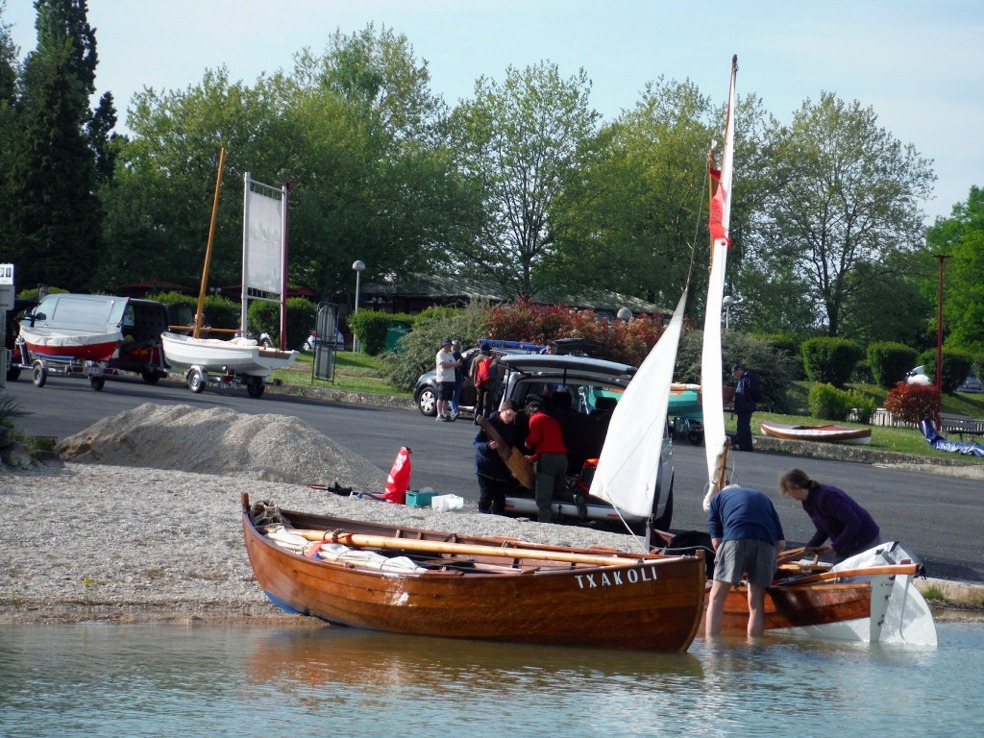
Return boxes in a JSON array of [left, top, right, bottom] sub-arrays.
[[0, 623, 979, 736]]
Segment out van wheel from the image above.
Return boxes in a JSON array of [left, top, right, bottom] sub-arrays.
[[90, 376, 106, 391], [141, 370, 161, 384]]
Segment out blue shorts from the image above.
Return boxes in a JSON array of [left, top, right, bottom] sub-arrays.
[[438, 381, 455, 401], [713, 539, 777, 588]]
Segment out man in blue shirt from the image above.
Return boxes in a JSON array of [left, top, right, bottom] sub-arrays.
[[706, 485, 786, 638]]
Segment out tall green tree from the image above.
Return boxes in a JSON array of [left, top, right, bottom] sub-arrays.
[[103, 24, 467, 301], [749, 92, 935, 336], [925, 186, 984, 352], [449, 62, 599, 297], [5, 0, 113, 291]]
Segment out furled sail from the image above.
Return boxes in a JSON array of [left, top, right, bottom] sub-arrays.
[[701, 55, 738, 510]]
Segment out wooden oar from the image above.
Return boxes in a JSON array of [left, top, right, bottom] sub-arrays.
[[293, 529, 649, 568], [476, 415, 535, 489], [781, 563, 919, 587]]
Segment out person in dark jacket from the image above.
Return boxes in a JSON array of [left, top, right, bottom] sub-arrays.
[[706, 484, 786, 638], [778, 468, 880, 563], [473, 400, 521, 514], [731, 363, 761, 451]]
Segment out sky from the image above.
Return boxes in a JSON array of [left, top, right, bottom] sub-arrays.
[[4, 0, 982, 221]]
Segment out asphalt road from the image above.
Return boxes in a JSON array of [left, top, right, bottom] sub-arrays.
[[5, 372, 982, 583]]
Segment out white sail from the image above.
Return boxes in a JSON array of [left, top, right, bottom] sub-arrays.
[[701, 55, 738, 508], [590, 289, 689, 517]]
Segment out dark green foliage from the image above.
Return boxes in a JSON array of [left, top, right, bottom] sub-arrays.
[[754, 333, 806, 379], [807, 382, 876, 422], [867, 341, 919, 388], [386, 303, 488, 391], [348, 309, 413, 356], [7, 44, 102, 291], [676, 329, 799, 413], [148, 290, 238, 332], [801, 337, 864, 388], [884, 382, 940, 425], [918, 348, 975, 395]]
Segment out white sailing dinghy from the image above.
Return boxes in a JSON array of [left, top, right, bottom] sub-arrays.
[[161, 149, 297, 397]]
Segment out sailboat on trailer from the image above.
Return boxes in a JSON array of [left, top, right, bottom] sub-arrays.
[[695, 57, 936, 645], [160, 148, 297, 395]]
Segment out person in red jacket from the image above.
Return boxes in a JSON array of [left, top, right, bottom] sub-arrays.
[[523, 397, 568, 523]]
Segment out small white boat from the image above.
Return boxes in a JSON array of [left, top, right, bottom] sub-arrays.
[[161, 331, 297, 377], [759, 421, 872, 445]]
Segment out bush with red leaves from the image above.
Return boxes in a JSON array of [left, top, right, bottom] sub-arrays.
[[883, 381, 941, 425], [483, 297, 670, 365]]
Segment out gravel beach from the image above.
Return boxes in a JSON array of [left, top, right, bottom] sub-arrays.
[[2, 402, 980, 625], [0, 404, 656, 624]]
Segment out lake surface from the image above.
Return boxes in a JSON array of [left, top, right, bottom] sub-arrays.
[[1, 622, 981, 736]]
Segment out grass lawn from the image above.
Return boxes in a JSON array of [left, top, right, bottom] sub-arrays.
[[271, 350, 411, 398], [273, 351, 984, 462]]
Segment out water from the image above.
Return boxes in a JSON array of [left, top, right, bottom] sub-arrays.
[[1, 622, 981, 736]]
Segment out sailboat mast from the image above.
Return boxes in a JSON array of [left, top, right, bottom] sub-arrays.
[[701, 56, 738, 505], [195, 147, 227, 339]]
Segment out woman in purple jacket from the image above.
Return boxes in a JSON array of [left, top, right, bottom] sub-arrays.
[[778, 468, 880, 562]]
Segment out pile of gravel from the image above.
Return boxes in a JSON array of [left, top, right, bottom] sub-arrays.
[[55, 402, 388, 489], [0, 404, 644, 624]]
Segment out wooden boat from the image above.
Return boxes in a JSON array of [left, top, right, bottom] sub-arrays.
[[19, 323, 121, 362], [710, 542, 937, 645], [241, 494, 706, 651], [759, 421, 872, 445]]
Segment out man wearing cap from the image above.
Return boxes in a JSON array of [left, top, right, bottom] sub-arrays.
[[435, 338, 459, 422], [732, 363, 762, 451]]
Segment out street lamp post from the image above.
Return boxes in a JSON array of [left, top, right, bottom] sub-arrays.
[[933, 254, 951, 430], [722, 295, 735, 330], [352, 260, 365, 353]]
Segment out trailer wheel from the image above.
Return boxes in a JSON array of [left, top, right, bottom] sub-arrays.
[[246, 376, 265, 398], [187, 367, 206, 393], [6, 367, 20, 382], [90, 376, 106, 391], [32, 361, 47, 388], [141, 369, 161, 385]]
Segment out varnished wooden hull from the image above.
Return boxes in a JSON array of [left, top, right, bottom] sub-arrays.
[[242, 497, 706, 651], [759, 421, 872, 445], [716, 581, 873, 633]]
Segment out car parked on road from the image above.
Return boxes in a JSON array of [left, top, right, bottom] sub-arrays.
[[413, 338, 605, 418]]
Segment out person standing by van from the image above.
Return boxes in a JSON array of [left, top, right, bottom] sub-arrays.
[[523, 398, 568, 524]]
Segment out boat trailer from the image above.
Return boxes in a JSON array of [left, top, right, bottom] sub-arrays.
[[182, 365, 284, 398]]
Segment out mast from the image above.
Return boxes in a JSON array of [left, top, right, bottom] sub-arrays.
[[195, 147, 227, 339], [701, 56, 738, 506]]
